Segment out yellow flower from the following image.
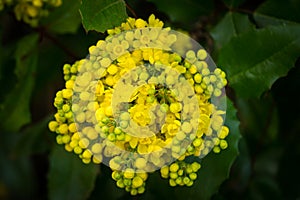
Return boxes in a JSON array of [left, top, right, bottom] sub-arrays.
[[148, 14, 164, 27], [49, 14, 230, 196], [135, 18, 147, 28], [95, 81, 104, 97], [130, 106, 151, 126]]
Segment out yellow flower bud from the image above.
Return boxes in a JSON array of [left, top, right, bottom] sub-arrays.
[[48, 121, 58, 132], [62, 135, 70, 144], [169, 163, 179, 172], [160, 166, 169, 178], [169, 102, 182, 113], [62, 89, 73, 99], [68, 123, 77, 133], [65, 144, 72, 152], [74, 146, 82, 154], [92, 154, 102, 164], [26, 6, 38, 18], [123, 168, 135, 179], [220, 140, 228, 149], [33, 0, 43, 7], [82, 149, 92, 159], [65, 80, 74, 89], [135, 19, 147, 28], [132, 176, 143, 188], [107, 64, 119, 75], [197, 49, 207, 60], [78, 138, 89, 148], [192, 138, 203, 147], [58, 124, 68, 134], [91, 143, 102, 154], [82, 158, 91, 164], [218, 126, 229, 139], [69, 140, 78, 148], [169, 179, 176, 187], [213, 146, 221, 153], [191, 162, 201, 172]]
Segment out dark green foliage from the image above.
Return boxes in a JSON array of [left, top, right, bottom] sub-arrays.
[[0, 0, 299, 199]]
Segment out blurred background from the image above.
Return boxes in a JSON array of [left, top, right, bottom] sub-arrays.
[[0, 0, 299, 199]]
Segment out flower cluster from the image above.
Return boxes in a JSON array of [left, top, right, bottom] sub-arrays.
[[0, 0, 62, 26], [160, 161, 201, 187], [48, 15, 230, 195]]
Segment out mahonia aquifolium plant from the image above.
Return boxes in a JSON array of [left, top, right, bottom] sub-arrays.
[[0, 0, 62, 26], [48, 14, 230, 195]]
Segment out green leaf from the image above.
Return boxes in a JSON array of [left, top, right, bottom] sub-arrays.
[[88, 165, 126, 199], [48, 144, 99, 200], [0, 34, 39, 132], [254, 0, 300, 27], [42, 0, 81, 34], [222, 0, 246, 7], [210, 12, 255, 51], [14, 116, 52, 156], [79, 0, 128, 33], [0, 152, 37, 199], [148, 0, 213, 26], [218, 24, 300, 98]]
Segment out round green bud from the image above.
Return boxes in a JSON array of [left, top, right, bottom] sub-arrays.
[[213, 88, 222, 97], [197, 49, 207, 60], [186, 180, 194, 187], [169, 172, 178, 179], [146, 95, 155, 103], [137, 186, 145, 194], [175, 177, 183, 185], [201, 68, 210, 76], [169, 179, 177, 187], [192, 138, 202, 147], [213, 146, 221, 153], [191, 162, 201, 172], [183, 177, 190, 185], [107, 133, 116, 142], [112, 171, 121, 181], [74, 146, 82, 154], [186, 50, 196, 60], [220, 140, 228, 149], [160, 103, 169, 113], [189, 172, 197, 180], [178, 169, 184, 176], [185, 166, 193, 174], [160, 166, 169, 178], [123, 178, 132, 186], [130, 188, 138, 196], [56, 135, 63, 144], [116, 179, 125, 188]]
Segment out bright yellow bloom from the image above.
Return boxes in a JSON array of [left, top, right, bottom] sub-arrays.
[[49, 14, 230, 196]]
